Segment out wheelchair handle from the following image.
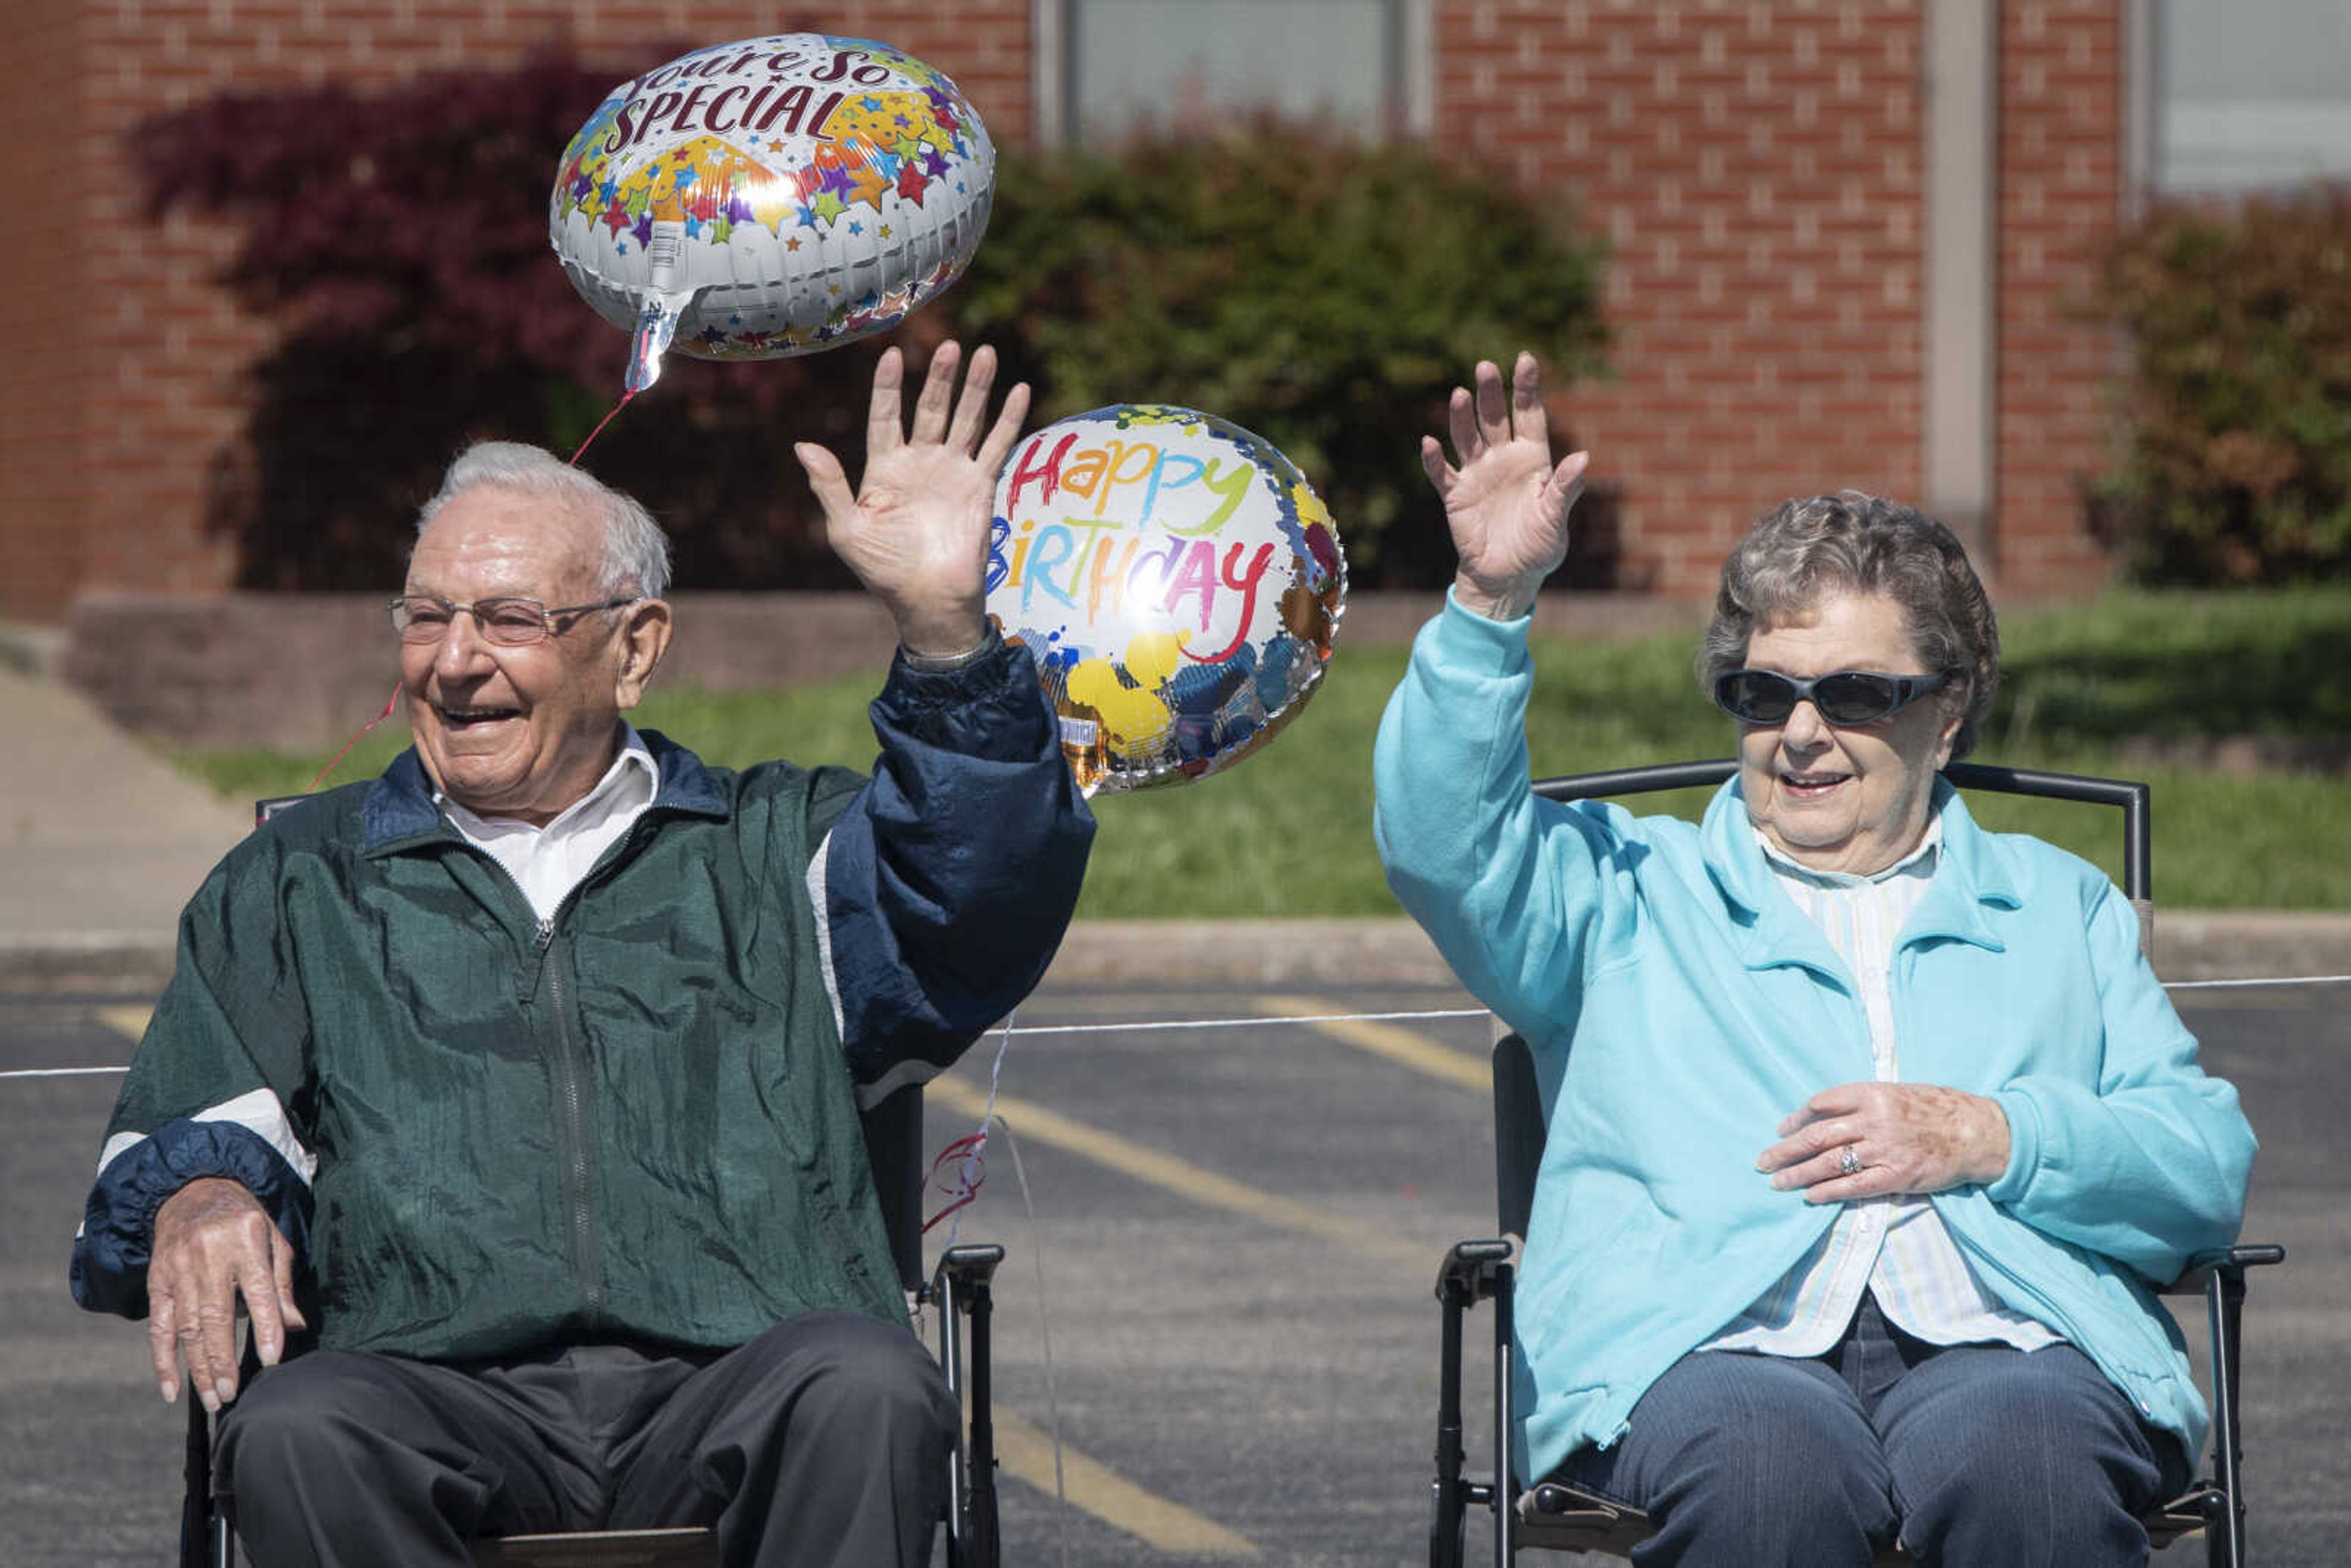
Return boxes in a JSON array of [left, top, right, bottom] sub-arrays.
[[1532, 759, 2153, 901]]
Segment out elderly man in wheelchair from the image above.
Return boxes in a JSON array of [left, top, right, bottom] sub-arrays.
[[69, 343, 1093, 1568], [1375, 353, 2259, 1567]]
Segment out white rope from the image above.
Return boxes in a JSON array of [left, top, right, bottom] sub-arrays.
[[2163, 973, 2351, 991], [5, 976, 2344, 1084], [996, 1006, 1493, 1038], [0, 1065, 133, 1079]]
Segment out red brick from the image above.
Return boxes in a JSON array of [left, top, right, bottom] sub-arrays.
[[0, 0, 2131, 612]]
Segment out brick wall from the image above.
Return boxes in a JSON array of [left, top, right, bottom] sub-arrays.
[[0, 1, 1032, 623], [3, 1, 2134, 621], [1994, 0, 2126, 593], [1435, 0, 1931, 598], [0, 2, 91, 616]]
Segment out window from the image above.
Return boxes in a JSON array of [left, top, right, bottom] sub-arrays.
[[1055, 0, 1409, 143], [2154, 0, 2351, 192]]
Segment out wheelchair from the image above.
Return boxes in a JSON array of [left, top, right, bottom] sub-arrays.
[[1426, 760, 2285, 1568], [176, 802, 1010, 1568]]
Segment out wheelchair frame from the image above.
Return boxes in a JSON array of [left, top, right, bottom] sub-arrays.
[[1427, 760, 2284, 1568]]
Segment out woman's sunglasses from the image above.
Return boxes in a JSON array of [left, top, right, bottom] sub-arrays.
[[1713, 668, 1951, 726]]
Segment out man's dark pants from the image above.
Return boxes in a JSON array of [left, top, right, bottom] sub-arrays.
[[215, 1310, 957, 1568]]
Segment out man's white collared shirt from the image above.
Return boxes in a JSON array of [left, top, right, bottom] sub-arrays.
[[437, 726, 660, 923]]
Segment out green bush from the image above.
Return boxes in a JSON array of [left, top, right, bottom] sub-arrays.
[[141, 60, 1606, 591], [953, 126, 1610, 587], [2096, 184, 2351, 583]]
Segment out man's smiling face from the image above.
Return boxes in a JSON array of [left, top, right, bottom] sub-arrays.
[[400, 487, 631, 827]]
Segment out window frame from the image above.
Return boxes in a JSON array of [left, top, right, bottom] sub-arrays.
[[1032, 0, 1431, 146], [2137, 0, 2351, 200]]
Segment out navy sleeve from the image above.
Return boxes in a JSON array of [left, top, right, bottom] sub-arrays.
[[72, 1120, 315, 1318], [69, 831, 318, 1320], [819, 629, 1095, 1090]]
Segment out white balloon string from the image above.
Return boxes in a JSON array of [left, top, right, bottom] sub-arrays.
[[991, 1111, 1074, 1568]]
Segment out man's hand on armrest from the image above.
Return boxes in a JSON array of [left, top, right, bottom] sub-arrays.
[[149, 1176, 306, 1412]]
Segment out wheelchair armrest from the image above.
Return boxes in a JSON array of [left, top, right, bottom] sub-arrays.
[[2158, 1242, 2284, 1297], [934, 1242, 1005, 1297], [1436, 1239, 1513, 1305], [1525, 1480, 1646, 1526]]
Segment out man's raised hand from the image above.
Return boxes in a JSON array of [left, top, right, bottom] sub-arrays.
[[1422, 352, 1589, 621], [795, 342, 1030, 659]]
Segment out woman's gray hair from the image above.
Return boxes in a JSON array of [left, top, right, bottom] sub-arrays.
[[1698, 491, 2000, 760], [416, 441, 673, 601]]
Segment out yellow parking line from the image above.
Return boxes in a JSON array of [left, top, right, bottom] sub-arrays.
[[991, 1406, 1258, 1556], [96, 1005, 152, 1044], [1255, 994, 1488, 1092], [926, 1077, 1426, 1274]]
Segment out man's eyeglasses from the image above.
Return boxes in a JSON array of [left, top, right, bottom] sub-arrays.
[[1713, 668, 1951, 727], [388, 595, 639, 647]]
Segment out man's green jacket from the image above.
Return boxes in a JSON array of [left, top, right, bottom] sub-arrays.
[[72, 639, 1093, 1360]]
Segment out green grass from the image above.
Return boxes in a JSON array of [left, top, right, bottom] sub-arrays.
[[174, 587, 2351, 914]]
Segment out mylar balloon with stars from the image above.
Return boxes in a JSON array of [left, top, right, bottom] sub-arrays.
[[550, 34, 994, 393]]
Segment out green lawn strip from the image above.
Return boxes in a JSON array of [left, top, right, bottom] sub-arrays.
[[1992, 585, 2351, 749], [171, 589, 2351, 915], [176, 730, 419, 809]]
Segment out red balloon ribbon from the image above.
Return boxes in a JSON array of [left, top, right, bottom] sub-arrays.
[[921, 1130, 992, 1232], [302, 680, 405, 794], [569, 388, 636, 467]]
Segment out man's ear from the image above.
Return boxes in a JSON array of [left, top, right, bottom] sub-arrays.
[[614, 599, 673, 710]]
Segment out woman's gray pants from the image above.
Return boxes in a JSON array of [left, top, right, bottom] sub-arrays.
[[1555, 1292, 2192, 1567]]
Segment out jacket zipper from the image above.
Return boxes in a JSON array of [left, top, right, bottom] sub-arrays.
[[516, 814, 679, 1326], [451, 806, 677, 1331], [535, 916, 604, 1326]]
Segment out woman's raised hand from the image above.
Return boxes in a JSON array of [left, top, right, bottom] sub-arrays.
[[1422, 352, 1589, 621]]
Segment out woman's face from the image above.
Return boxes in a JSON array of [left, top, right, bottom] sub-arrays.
[[1733, 590, 1962, 877]]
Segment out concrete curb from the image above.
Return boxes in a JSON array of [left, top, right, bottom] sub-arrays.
[[1038, 914, 2350, 988], [6, 915, 2344, 998], [2143, 910, 2351, 985], [0, 932, 182, 996]]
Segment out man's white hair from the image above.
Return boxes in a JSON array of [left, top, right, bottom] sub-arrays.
[[416, 441, 673, 600]]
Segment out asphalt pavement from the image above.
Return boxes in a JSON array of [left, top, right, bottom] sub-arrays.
[[2, 639, 2347, 1564], [7, 979, 2347, 1566]]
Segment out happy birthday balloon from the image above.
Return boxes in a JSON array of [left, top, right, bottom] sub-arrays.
[[988, 407, 1347, 794], [550, 35, 994, 392]]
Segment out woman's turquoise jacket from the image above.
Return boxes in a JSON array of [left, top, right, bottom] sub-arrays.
[[1373, 596, 2255, 1486]]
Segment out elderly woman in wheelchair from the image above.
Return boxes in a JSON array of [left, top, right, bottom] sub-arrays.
[[1374, 353, 2255, 1567]]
